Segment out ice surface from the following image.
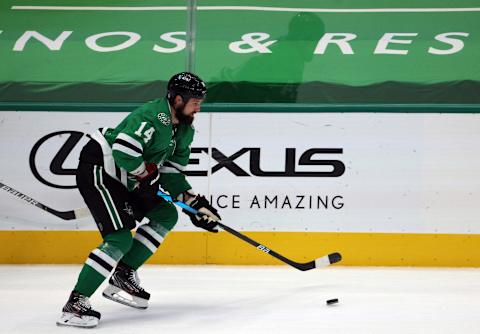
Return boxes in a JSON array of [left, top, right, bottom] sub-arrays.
[[0, 265, 479, 333]]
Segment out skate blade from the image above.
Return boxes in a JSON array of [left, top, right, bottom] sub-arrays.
[[56, 312, 99, 328], [102, 284, 148, 309]]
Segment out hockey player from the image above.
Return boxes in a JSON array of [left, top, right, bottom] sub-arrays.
[[57, 72, 221, 328]]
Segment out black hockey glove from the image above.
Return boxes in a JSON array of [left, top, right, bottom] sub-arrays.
[[183, 195, 221, 233], [136, 163, 160, 199]]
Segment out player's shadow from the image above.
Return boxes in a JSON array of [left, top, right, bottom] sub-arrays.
[[208, 13, 325, 103]]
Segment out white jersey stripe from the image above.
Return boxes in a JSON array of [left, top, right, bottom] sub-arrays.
[[99, 169, 123, 229], [166, 160, 186, 171], [93, 166, 118, 229], [92, 248, 118, 268], [117, 133, 143, 151], [120, 168, 128, 187], [91, 129, 119, 182], [86, 258, 111, 278], [159, 166, 181, 174], [112, 143, 142, 158], [130, 161, 146, 176], [134, 234, 158, 253], [139, 225, 165, 243]]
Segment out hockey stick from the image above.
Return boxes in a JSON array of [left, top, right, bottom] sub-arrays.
[[0, 181, 90, 220], [157, 190, 342, 271]]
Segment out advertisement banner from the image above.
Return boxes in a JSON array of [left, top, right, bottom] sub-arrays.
[[1, 0, 479, 103], [1, 111, 480, 234]]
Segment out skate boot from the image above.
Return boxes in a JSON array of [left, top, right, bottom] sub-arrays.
[[102, 261, 150, 309], [56, 291, 101, 328]]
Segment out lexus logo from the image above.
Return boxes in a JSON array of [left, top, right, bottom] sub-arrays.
[[30, 130, 345, 189], [30, 131, 85, 189]]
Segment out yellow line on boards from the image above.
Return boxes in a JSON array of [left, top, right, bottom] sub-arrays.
[[1, 231, 479, 267]]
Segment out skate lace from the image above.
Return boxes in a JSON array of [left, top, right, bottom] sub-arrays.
[[76, 295, 91, 310], [127, 269, 144, 291]]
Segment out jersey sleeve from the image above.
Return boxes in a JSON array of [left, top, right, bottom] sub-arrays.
[[111, 117, 154, 176], [159, 145, 192, 199], [159, 125, 194, 198]]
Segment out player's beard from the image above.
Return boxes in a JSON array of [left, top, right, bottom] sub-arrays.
[[174, 103, 194, 125]]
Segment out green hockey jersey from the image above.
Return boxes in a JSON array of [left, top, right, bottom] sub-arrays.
[[91, 98, 194, 198]]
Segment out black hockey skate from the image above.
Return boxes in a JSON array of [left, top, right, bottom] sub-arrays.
[[56, 291, 101, 328], [102, 261, 150, 309]]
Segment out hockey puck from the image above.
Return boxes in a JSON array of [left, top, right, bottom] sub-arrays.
[[326, 298, 339, 305]]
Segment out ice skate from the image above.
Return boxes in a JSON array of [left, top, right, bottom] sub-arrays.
[[56, 291, 101, 328], [102, 262, 150, 309]]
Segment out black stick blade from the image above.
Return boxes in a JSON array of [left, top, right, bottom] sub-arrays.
[[328, 252, 342, 264], [312, 252, 343, 269]]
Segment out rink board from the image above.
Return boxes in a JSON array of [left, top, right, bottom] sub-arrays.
[[1, 111, 480, 266], [1, 230, 480, 267]]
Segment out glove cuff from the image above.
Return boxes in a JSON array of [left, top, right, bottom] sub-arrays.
[[178, 189, 197, 203], [136, 162, 157, 180]]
